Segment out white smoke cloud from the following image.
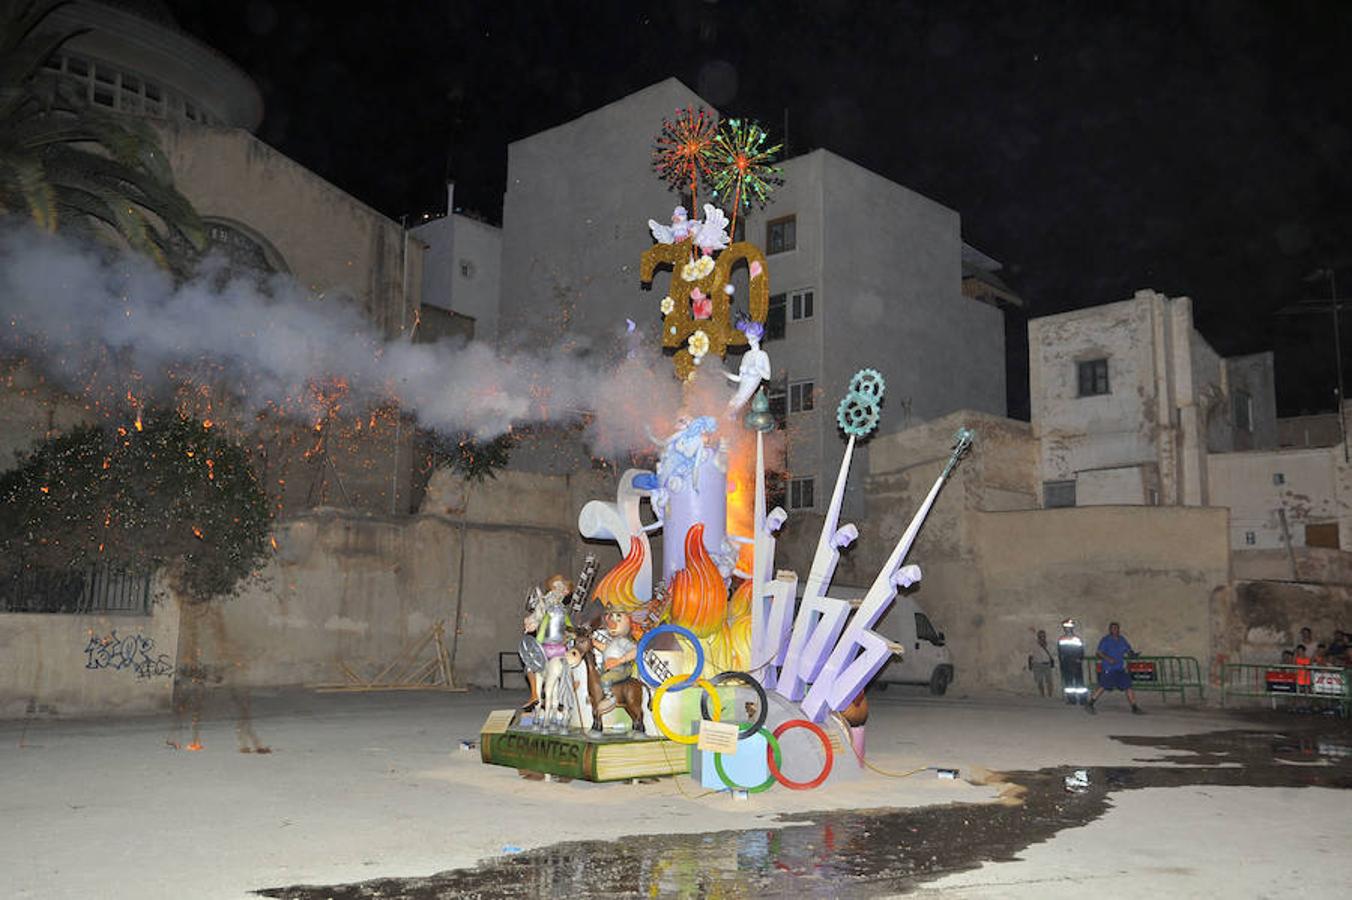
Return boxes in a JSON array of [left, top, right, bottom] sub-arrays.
[[0, 224, 706, 456]]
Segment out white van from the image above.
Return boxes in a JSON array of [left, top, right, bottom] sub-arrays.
[[873, 593, 954, 694], [795, 584, 955, 695]]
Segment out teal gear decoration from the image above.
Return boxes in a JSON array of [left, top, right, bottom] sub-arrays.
[[837, 367, 886, 437], [837, 395, 880, 436], [849, 368, 886, 400]]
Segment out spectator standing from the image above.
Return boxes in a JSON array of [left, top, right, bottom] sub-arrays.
[[1086, 622, 1143, 714], [1326, 631, 1348, 664], [1029, 629, 1056, 698]]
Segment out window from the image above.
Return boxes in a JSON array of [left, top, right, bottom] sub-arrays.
[[459, 259, 476, 279], [789, 380, 814, 413], [767, 215, 796, 254], [1272, 472, 1285, 486], [789, 476, 815, 510], [915, 612, 941, 644], [1233, 389, 1253, 432], [791, 289, 814, 321], [1043, 480, 1076, 508], [1077, 358, 1109, 396], [766, 470, 787, 510], [766, 378, 787, 429], [765, 293, 786, 340], [1244, 531, 1257, 545]]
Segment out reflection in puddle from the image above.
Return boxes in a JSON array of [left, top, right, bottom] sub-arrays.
[[257, 724, 1352, 899]]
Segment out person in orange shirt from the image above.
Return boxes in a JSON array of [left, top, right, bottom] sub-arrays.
[[1294, 643, 1313, 691]]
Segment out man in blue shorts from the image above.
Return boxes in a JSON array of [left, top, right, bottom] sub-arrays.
[[1086, 622, 1143, 715]]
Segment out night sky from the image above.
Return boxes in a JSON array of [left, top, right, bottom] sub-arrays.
[[167, 0, 1352, 419]]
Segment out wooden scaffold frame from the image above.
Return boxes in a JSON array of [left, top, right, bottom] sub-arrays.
[[312, 619, 465, 692]]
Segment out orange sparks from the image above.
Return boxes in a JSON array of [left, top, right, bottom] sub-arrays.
[[191, 526, 204, 540], [102, 457, 111, 470], [184, 742, 203, 752], [134, 413, 143, 432], [202, 419, 213, 429], [206, 459, 215, 480], [39, 485, 49, 494], [270, 536, 279, 551]]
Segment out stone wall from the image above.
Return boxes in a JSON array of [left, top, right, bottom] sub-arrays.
[[972, 506, 1229, 690], [858, 412, 1231, 693], [191, 468, 618, 692], [0, 582, 180, 718], [1212, 579, 1352, 667]]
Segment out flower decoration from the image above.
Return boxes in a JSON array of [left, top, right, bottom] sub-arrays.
[[688, 329, 710, 360], [660, 295, 675, 316], [692, 255, 715, 279], [691, 293, 713, 320]]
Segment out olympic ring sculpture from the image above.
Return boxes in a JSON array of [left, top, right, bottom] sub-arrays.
[[651, 673, 721, 744], [768, 719, 834, 790], [713, 727, 782, 794], [699, 670, 768, 740], [636, 623, 704, 690]]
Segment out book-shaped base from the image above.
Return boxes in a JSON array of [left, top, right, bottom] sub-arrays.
[[480, 719, 690, 782]]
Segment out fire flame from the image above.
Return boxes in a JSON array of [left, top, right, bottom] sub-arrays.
[[724, 433, 757, 575], [668, 524, 728, 639], [594, 536, 646, 612]]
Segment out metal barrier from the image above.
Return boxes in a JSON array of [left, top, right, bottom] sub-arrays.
[[1082, 655, 1206, 704], [0, 562, 152, 615], [1221, 663, 1351, 718]]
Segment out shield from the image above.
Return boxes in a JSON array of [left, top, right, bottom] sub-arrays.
[[518, 636, 547, 673]]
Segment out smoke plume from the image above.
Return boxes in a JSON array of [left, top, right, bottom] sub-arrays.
[[0, 224, 707, 455]]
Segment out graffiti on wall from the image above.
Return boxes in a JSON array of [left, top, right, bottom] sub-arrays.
[[83, 630, 173, 679]]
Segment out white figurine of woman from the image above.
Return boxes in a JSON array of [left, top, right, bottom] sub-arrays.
[[725, 319, 772, 414]]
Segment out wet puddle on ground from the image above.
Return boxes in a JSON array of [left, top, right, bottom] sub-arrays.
[[257, 719, 1352, 899]]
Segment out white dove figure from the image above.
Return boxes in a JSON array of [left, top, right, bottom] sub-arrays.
[[693, 204, 731, 255], [648, 205, 696, 244]]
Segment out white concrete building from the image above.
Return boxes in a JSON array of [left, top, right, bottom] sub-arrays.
[[412, 185, 502, 345], [500, 78, 1010, 514], [1029, 289, 1277, 509]]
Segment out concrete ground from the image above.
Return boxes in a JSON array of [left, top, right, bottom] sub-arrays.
[[2, 686, 1347, 899]]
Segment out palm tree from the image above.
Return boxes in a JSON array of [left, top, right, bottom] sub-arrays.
[[0, 0, 206, 268]]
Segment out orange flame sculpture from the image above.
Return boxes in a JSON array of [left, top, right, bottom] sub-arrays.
[[709, 578, 754, 671], [594, 536, 646, 613], [668, 524, 728, 639]]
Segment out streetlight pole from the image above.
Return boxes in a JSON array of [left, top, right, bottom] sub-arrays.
[[1331, 269, 1348, 462]]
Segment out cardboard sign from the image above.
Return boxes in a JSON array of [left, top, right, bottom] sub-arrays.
[[1313, 670, 1346, 696], [480, 709, 518, 735], [1127, 661, 1157, 682], [1266, 670, 1298, 693], [697, 719, 740, 755]]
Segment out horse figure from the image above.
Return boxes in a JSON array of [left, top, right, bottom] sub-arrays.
[[567, 626, 648, 736], [537, 651, 576, 733]]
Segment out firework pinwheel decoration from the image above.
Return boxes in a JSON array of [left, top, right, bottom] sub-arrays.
[[708, 117, 783, 236], [653, 106, 717, 211]]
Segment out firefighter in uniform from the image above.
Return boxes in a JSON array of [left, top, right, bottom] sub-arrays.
[[1056, 618, 1088, 705]]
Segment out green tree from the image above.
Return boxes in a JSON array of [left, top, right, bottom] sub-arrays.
[[0, 409, 272, 602], [0, 0, 206, 269], [418, 428, 515, 484]]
